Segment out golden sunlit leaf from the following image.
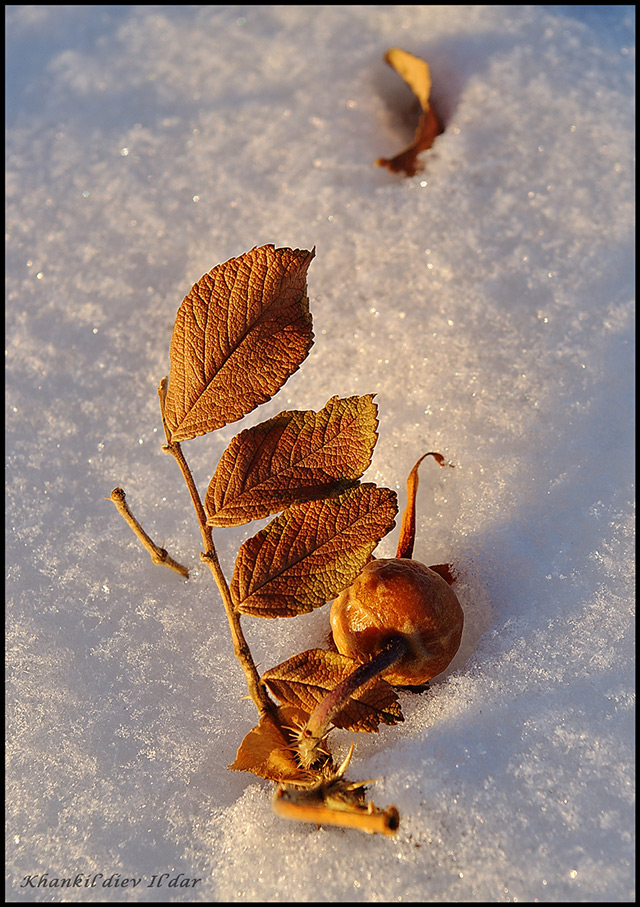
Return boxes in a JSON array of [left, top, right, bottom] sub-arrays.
[[231, 484, 398, 618], [205, 395, 379, 527], [164, 245, 314, 443], [376, 47, 443, 177], [385, 46, 432, 109], [229, 705, 314, 785], [262, 648, 403, 732]]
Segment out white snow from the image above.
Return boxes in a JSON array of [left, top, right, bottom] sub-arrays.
[[5, 4, 635, 902]]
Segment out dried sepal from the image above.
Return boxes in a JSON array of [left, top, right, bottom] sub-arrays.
[[273, 744, 400, 836], [229, 705, 316, 785], [396, 451, 453, 559], [428, 562, 457, 585], [205, 395, 379, 527]]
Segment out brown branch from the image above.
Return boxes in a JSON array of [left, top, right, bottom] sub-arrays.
[[158, 379, 276, 721], [110, 487, 189, 579], [273, 785, 399, 836]]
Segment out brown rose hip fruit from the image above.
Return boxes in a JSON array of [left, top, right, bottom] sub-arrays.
[[330, 557, 464, 686], [297, 453, 461, 773]]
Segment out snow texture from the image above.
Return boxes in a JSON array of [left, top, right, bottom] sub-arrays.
[[6, 4, 635, 902]]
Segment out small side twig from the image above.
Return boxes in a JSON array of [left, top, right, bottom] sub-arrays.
[[110, 487, 189, 579]]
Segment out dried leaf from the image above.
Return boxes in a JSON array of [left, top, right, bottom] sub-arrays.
[[205, 395, 379, 527], [262, 648, 403, 732], [376, 47, 443, 177], [231, 483, 398, 617], [164, 245, 315, 443], [229, 705, 313, 785], [428, 562, 457, 585]]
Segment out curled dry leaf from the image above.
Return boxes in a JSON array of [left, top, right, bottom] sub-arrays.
[[164, 245, 314, 443], [376, 47, 443, 177], [262, 648, 403, 732], [229, 704, 314, 785], [231, 483, 398, 618], [205, 395, 378, 527]]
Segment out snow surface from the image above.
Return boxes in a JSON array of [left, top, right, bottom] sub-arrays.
[[5, 4, 635, 902]]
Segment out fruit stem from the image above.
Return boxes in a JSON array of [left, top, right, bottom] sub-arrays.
[[297, 636, 410, 767]]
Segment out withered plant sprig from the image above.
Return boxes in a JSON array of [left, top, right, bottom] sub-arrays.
[[112, 245, 411, 833]]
